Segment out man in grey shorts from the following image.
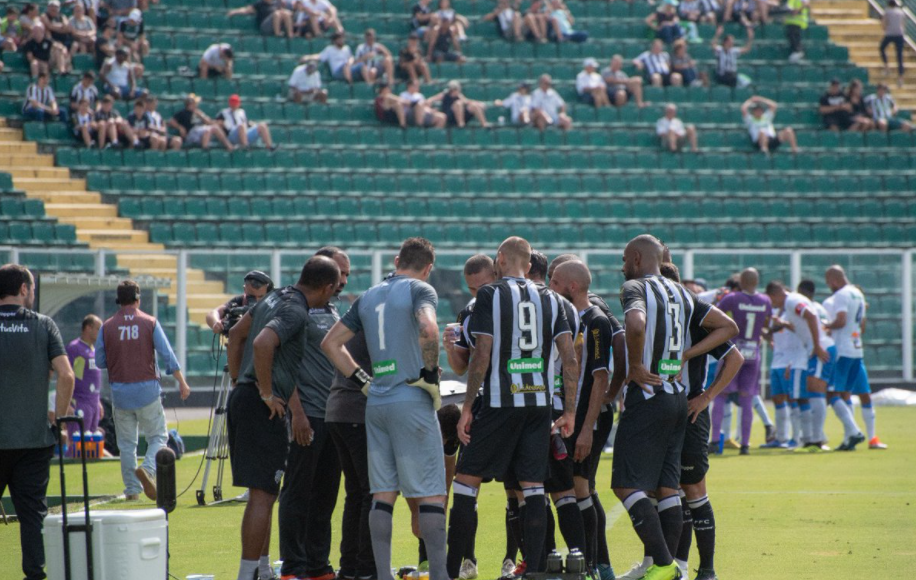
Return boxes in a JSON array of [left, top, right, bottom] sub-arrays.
[[322, 237, 447, 580]]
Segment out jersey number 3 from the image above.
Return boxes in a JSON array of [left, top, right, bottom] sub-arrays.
[[666, 303, 682, 352], [517, 301, 539, 351]]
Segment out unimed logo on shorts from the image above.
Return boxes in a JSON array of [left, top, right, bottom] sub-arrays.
[[373, 360, 397, 377], [658, 359, 682, 375], [507, 357, 544, 374]]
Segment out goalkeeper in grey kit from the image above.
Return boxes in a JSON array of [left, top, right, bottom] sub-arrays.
[[322, 238, 448, 580]]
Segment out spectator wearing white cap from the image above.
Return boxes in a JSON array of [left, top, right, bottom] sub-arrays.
[[69, 3, 96, 55], [118, 9, 149, 62], [495, 82, 533, 126], [532, 73, 572, 131], [576, 57, 610, 108], [199, 43, 234, 79], [426, 79, 489, 128], [101, 47, 145, 100], [216, 94, 278, 150], [656, 103, 698, 152], [288, 60, 328, 104]]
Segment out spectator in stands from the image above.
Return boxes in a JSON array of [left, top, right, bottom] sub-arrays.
[[495, 82, 533, 126], [0, 7, 21, 56], [532, 73, 572, 131], [69, 3, 96, 55], [399, 79, 446, 127], [117, 9, 149, 62], [724, 0, 766, 28], [819, 78, 854, 132], [313, 32, 362, 83], [711, 30, 752, 87], [95, 94, 139, 148], [634, 39, 682, 87], [102, 47, 145, 100], [70, 71, 99, 113], [483, 0, 523, 42], [866, 83, 914, 133], [426, 80, 489, 128], [846, 79, 875, 132], [576, 57, 610, 108], [646, 0, 683, 45], [73, 97, 108, 148], [410, 0, 439, 42], [168, 93, 235, 150], [678, 0, 706, 25], [126, 97, 154, 149], [216, 94, 278, 150], [288, 59, 329, 104], [436, 0, 468, 42], [656, 103, 698, 152], [23, 72, 67, 123], [102, 0, 139, 25], [96, 21, 118, 68], [602, 55, 646, 108], [146, 95, 183, 150], [199, 43, 234, 79], [427, 16, 465, 63], [547, 0, 587, 43], [18, 3, 38, 38], [354, 28, 394, 84], [375, 82, 408, 128], [23, 24, 70, 77], [228, 0, 295, 38], [41, 0, 72, 52], [671, 39, 703, 86], [296, 0, 344, 38], [397, 32, 432, 84], [880, 0, 906, 88], [784, 0, 809, 63], [741, 95, 798, 154], [524, 0, 549, 43]]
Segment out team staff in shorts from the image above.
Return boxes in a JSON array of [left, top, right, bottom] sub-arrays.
[[322, 238, 449, 580], [227, 256, 340, 580]]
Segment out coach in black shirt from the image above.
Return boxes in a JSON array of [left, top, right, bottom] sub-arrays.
[[0, 264, 74, 580]]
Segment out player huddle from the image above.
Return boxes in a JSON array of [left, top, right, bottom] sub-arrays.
[[224, 234, 883, 580]]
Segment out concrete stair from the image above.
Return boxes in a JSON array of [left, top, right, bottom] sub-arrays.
[[0, 123, 232, 328], [813, 0, 916, 110]]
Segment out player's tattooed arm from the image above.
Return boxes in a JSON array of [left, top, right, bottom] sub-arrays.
[[416, 305, 440, 370], [459, 334, 491, 444]]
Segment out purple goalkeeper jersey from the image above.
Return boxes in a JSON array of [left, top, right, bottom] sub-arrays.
[[67, 338, 102, 400], [717, 291, 772, 363]]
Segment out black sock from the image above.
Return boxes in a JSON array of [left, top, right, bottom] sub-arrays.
[[446, 488, 477, 579], [675, 499, 693, 563], [467, 507, 478, 562], [418, 538, 428, 565], [689, 496, 716, 571], [657, 495, 683, 561], [555, 496, 587, 555], [522, 489, 547, 573], [544, 499, 556, 556], [623, 493, 672, 566], [592, 492, 609, 566], [505, 498, 521, 562], [578, 497, 598, 569]]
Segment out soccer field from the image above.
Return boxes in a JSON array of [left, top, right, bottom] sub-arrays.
[[2, 406, 913, 580]]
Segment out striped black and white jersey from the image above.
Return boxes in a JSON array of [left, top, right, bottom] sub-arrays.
[[714, 46, 741, 75], [681, 313, 735, 398], [620, 274, 705, 398], [635, 51, 671, 76], [23, 84, 56, 113], [469, 277, 571, 409], [70, 82, 99, 108], [700, 0, 722, 12], [572, 306, 612, 430]]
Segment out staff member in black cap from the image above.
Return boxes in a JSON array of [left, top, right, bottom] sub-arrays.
[[206, 271, 275, 335]]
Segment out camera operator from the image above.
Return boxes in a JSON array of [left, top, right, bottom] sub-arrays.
[[206, 270, 274, 335], [226, 256, 340, 580]]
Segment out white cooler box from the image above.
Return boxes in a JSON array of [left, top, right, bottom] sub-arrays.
[[43, 509, 168, 580]]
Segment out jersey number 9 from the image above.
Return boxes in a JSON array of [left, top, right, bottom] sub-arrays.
[[517, 301, 539, 351]]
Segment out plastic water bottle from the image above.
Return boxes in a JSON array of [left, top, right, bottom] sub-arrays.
[[273, 561, 283, 577], [546, 550, 564, 573], [565, 549, 586, 574], [92, 431, 104, 458], [72, 431, 82, 459], [551, 432, 568, 460], [84, 431, 95, 459], [717, 432, 725, 455]]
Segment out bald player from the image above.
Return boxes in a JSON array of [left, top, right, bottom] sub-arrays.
[[824, 266, 885, 449], [447, 237, 580, 580], [445, 254, 497, 377], [711, 268, 772, 455]]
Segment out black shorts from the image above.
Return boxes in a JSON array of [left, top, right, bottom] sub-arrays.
[[715, 71, 737, 87], [753, 135, 781, 150], [457, 406, 551, 484], [137, 136, 152, 150], [611, 386, 688, 491], [379, 109, 400, 125], [680, 402, 710, 486], [227, 383, 289, 495], [587, 408, 614, 490], [445, 105, 472, 126], [823, 114, 853, 131]]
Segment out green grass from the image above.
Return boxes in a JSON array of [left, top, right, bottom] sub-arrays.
[[3, 407, 913, 580]]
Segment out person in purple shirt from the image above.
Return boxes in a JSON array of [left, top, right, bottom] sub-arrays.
[[710, 268, 772, 454], [65, 314, 103, 440]]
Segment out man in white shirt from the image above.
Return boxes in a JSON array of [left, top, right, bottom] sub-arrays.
[[656, 103, 698, 152], [296, 0, 343, 38], [531, 73, 572, 131], [740, 95, 797, 154], [353, 28, 393, 84], [216, 94, 277, 150], [399, 79, 446, 128], [288, 60, 328, 104], [312, 32, 360, 83], [865, 83, 914, 133], [575, 57, 609, 108], [199, 42, 234, 79], [101, 47, 145, 101], [601, 54, 646, 108], [495, 82, 532, 126]]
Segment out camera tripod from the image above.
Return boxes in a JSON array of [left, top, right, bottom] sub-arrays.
[[196, 365, 238, 506]]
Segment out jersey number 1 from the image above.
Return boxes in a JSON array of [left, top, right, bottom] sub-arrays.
[[375, 303, 386, 350], [517, 302, 539, 351]]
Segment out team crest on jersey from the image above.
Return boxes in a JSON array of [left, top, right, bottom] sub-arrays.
[[510, 382, 547, 394]]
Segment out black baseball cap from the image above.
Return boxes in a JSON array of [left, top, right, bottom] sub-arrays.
[[244, 270, 273, 289]]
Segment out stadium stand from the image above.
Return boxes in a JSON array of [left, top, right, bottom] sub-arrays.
[[0, 0, 912, 377]]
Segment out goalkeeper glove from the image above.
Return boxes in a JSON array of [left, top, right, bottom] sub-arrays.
[[349, 368, 371, 397], [408, 366, 442, 410]]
